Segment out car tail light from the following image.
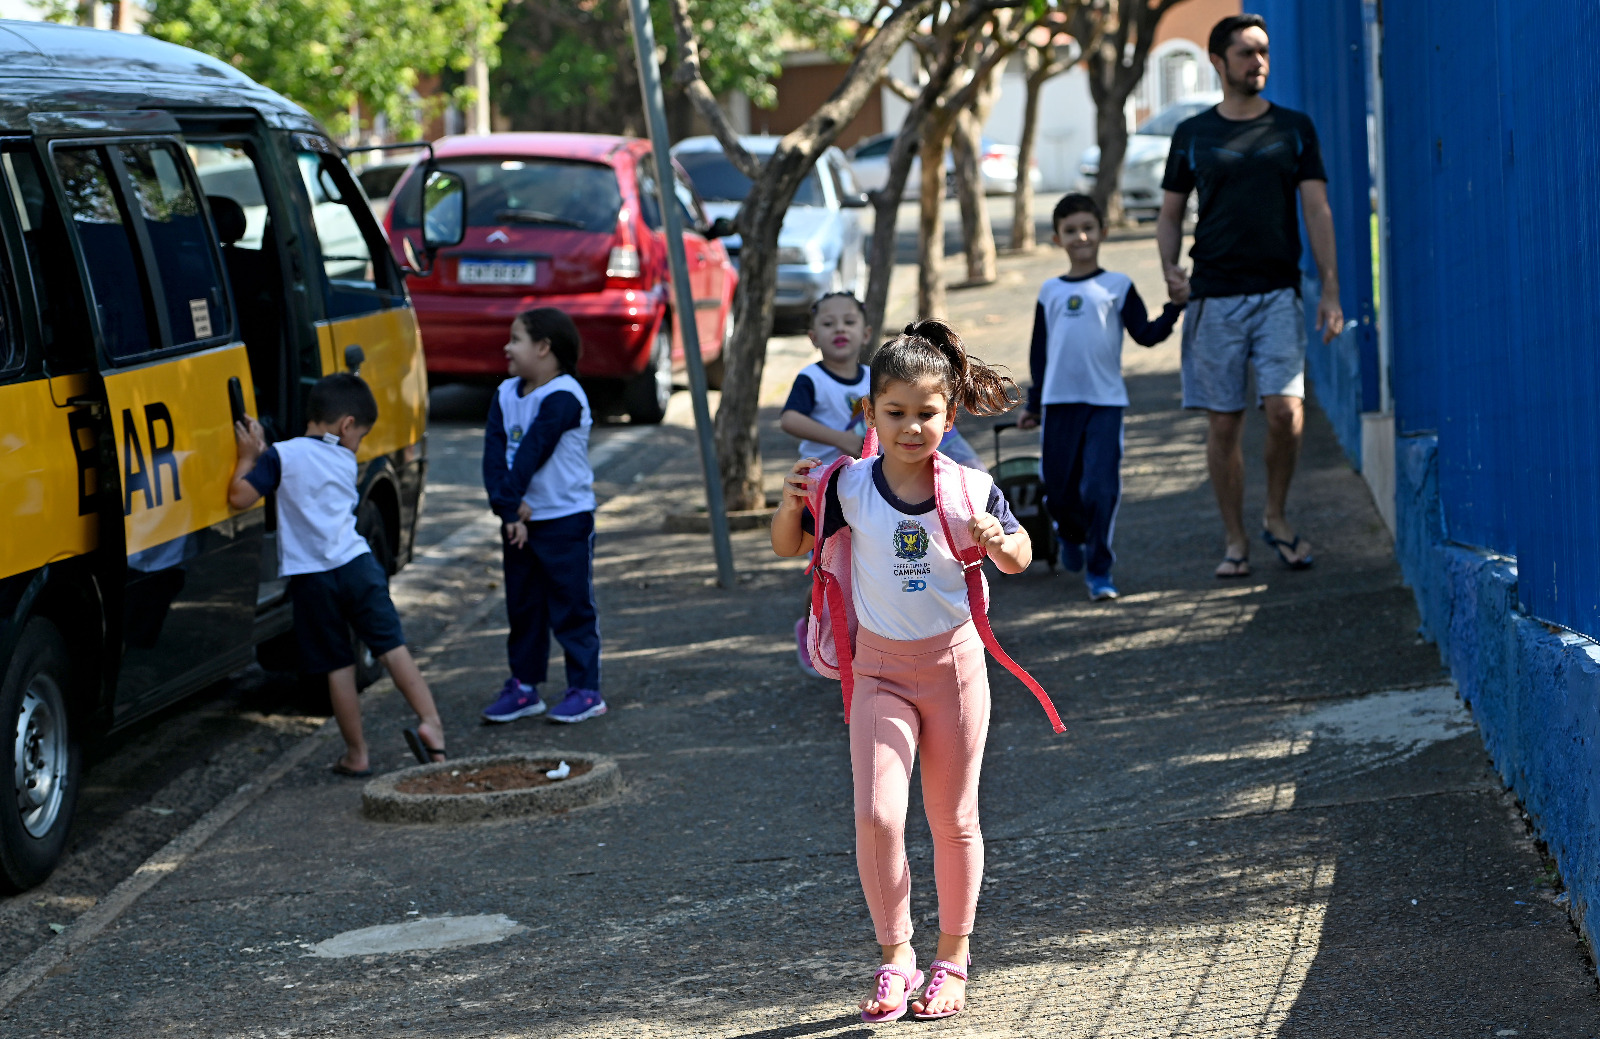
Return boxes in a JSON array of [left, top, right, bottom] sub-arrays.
[[606, 208, 643, 288], [983, 148, 1006, 162], [607, 245, 640, 278]]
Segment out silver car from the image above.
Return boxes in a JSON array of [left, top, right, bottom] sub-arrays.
[[1075, 97, 1219, 221], [672, 135, 869, 321]]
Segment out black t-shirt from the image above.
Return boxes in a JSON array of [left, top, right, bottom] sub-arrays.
[[1161, 103, 1327, 298]]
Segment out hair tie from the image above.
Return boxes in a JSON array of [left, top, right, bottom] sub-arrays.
[[903, 322, 919, 337]]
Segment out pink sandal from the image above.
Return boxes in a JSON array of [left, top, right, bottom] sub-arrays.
[[860, 958, 923, 1023], [912, 957, 970, 1020]]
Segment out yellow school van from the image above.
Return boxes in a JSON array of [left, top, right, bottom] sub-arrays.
[[0, 22, 466, 890]]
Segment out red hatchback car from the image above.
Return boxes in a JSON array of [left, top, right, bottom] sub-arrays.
[[383, 133, 738, 423]]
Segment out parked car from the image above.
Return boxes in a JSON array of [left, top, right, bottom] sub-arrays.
[[355, 159, 413, 222], [384, 133, 738, 423], [672, 136, 867, 324], [1075, 97, 1219, 221], [847, 133, 1041, 199]]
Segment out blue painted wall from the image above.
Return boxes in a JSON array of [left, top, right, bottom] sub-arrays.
[[1262, 0, 1600, 961]]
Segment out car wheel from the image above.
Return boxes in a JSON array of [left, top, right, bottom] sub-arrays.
[[0, 618, 82, 893], [353, 499, 393, 691], [624, 322, 673, 425], [704, 311, 731, 391]]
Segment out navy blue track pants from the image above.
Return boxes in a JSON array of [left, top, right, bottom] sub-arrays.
[[1040, 403, 1124, 578], [503, 511, 601, 692]]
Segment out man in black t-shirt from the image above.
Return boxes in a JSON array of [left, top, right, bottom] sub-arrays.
[[1156, 13, 1345, 578]]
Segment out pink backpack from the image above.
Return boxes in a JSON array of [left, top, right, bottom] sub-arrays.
[[805, 429, 1066, 734]]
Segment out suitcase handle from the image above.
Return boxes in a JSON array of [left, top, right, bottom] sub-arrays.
[[991, 421, 1020, 467]]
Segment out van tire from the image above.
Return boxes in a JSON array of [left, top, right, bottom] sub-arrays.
[[624, 324, 673, 425], [0, 619, 82, 893]]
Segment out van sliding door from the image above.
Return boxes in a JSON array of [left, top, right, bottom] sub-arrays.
[[46, 134, 263, 716]]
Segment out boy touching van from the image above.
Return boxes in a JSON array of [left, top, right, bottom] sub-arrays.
[[1018, 194, 1188, 601], [228, 373, 446, 775]]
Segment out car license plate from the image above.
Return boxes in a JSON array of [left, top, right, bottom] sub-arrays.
[[458, 259, 536, 285]]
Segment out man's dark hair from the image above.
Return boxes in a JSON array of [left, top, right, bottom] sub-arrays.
[[1209, 13, 1267, 57], [1052, 193, 1103, 230], [517, 307, 582, 376], [308, 372, 378, 427]]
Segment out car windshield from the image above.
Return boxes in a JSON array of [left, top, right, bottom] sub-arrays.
[[676, 151, 826, 207], [1137, 101, 1215, 137], [390, 158, 621, 231]]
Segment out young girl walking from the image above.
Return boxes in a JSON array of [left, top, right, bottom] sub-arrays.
[[771, 320, 1041, 1022]]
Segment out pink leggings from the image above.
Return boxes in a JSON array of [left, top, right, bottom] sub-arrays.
[[850, 621, 991, 946]]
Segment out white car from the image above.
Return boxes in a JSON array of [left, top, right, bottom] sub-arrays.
[[847, 133, 1040, 199], [1075, 97, 1219, 220]]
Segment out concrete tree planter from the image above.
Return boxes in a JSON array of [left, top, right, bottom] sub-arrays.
[[362, 750, 622, 823]]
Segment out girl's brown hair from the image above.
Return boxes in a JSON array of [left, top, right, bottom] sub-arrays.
[[517, 307, 582, 376], [868, 319, 1017, 417]]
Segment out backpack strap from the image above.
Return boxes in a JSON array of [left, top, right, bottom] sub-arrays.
[[931, 454, 1067, 735]]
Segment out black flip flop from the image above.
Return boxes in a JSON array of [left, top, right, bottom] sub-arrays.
[[1262, 530, 1314, 570], [1215, 556, 1251, 579], [403, 728, 446, 764], [330, 761, 372, 778]]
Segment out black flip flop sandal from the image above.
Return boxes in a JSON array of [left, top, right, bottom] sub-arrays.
[[403, 728, 446, 764], [1262, 530, 1314, 570], [330, 761, 372, 778], [1215, 556, 1251, 578]]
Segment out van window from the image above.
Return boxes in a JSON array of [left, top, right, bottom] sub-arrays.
[[52, 147, 154, 360], [115, 142, 231, 348], [391, 158, 622, 233], [1, 146, 92, 364], [297, 151, 388, 295]]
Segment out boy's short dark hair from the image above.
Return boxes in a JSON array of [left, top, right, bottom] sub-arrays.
[[308, 372, 379, 428], [1209, 13, 1267, 56], [517, 307, 582, 376], [1052, 193, 1103, 230]]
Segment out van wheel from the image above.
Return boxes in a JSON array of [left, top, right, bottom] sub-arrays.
[[0, 619, 82, 893], [624, 324, 672, 425], [353, 500, 392, 691], [704, 312, 732, 390]]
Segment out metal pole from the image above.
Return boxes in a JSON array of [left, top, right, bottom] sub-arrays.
[[626, 0, 736, 587]]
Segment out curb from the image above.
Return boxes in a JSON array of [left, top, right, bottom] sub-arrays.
[[361, 751, 623, 823]]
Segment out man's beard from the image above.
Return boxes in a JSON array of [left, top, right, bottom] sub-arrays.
[[1227, 68, 1264, 96]]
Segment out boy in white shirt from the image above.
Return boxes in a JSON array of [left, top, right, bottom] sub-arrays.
[[1018, 194, 1188, 600], [228, 373, 445, 775]]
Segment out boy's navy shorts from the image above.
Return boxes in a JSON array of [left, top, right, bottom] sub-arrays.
[[289, 552, 406, 674]]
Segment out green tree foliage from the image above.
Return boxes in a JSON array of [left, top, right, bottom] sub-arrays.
[[494, 0, 861, 135], [144, 0, 505, 139]]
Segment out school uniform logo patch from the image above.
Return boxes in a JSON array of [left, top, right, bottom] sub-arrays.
[[893, 519, 930, 561], [509, 425, 523, 444], [1067, 294, 1084, 312]]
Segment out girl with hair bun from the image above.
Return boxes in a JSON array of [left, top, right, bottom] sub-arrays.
[[771, 319, 1041, 1023]]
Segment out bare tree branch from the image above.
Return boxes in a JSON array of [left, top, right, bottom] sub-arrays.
[[666, 0, 760, 178], [881, 73, 921, 103]]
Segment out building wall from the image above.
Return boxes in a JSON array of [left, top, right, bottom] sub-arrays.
[[761, 56, 883, 151]]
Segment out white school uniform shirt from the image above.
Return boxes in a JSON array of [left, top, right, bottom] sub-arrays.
[[784, 362, 871, 464], [496, 372, 596, 520], [270, 435, 370, 577], [837, 460, 991, 642], [1033, 271, 1143, 407]]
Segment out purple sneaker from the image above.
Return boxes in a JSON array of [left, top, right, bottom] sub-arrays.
[[547, 688, 607, 724], [482, 678, 546, 723]]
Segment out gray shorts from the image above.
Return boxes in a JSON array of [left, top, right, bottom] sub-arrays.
[[1180, 288, 1307, 411]]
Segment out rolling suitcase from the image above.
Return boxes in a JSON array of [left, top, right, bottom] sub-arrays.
[[989, 422, 1058, 571]]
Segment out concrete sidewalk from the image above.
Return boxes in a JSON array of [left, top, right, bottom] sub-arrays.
[[3, 241, 1598, 1038]]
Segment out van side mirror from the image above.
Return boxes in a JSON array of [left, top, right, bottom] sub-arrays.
[[839, 192, 869, 209], [704, 216, 736, 240], [422, 169, 466, 251]]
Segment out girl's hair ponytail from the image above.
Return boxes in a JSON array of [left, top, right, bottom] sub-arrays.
[[870, 319, 1017, 417]]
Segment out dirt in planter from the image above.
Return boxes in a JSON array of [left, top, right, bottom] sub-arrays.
[[395, 760, 593, 796]]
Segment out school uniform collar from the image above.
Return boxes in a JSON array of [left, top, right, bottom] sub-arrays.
[[1058, 268, 1105, 283], [814, 362, 866, 385], [871, 456, 934, 515]]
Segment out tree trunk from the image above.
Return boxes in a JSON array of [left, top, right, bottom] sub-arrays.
[[1011, 54, 1047, 251], [712, 189, 786, 510], [1090, 85, 1132, 226], [950, 108, 996, 284], [916, 128, 950, 320]]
